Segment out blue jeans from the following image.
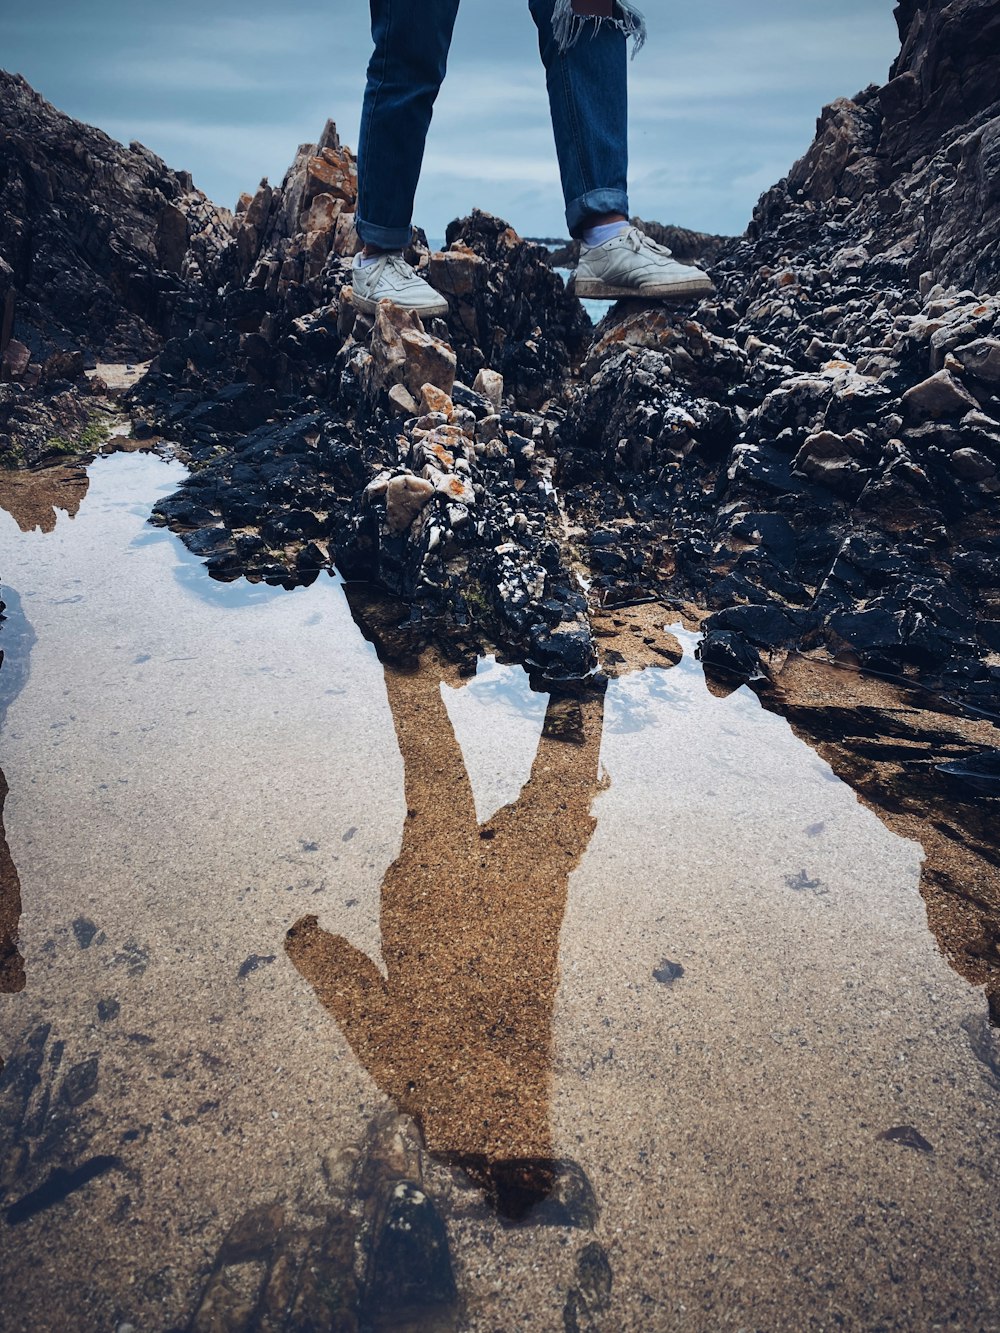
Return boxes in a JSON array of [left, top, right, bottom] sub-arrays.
[[355, 0, 629, 248]]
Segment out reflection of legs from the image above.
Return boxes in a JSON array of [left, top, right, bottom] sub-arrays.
[[528, 0, 630, 236], [287, 648, 608, 1205], [485, 692, 606, 850], [355, 0, 462, 249], [381, 663, 478, 841]]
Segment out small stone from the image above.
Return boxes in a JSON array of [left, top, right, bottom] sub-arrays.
[[385, 474, 434, 533], [300, 191, 343, 233], [61, 1055, 99, 1107], [387, 383, 419, 415], [2, 338, 30, 379], [473, 368, 504, 411], [305, 144, 357, 205], [477, 414, 503, 443], [878, 1125, 933, 1153], [430, 471, 475, 507], [901, 369, 980, 420], [792, 428, 869, 490], [950, 447, 996, 481], [369, 301, 456, 399], [955, 337, 1000, 386], [653, 959, 685, 984], [333, 211, 361, 257], [72, 917, 99, 949], [427, 243, 485, 298], [420, 383, 453, 417]]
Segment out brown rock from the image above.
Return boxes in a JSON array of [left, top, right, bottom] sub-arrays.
[[387, 383, 420, 416], [42, 349, 85, 382], [369, 302, 456, 401], [306, 145, 357, 207], [426, 244, 485, 299], [333, 212, 361, 258], [420, 384, 453, 417], [301, 192, 344, 234]]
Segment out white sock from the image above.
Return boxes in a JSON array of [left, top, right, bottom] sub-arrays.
[[582, 220, 629, 247], [354, 251, 383, 268]]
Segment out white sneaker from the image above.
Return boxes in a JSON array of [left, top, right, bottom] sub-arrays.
[[350, 251, 449, 318], [571, 225, 715, 301]]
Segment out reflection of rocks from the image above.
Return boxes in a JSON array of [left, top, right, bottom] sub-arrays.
[[0, 1024, 120, 1224], [754, 657, 1000, 1015], [287, 623, 606, 1218], [186, 1108, 460, 1332], [563, 1240, 614, 1333], [0, 462, 89, 532]]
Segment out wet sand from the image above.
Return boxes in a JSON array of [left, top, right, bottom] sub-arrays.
[[0, 452, 998, 1331]]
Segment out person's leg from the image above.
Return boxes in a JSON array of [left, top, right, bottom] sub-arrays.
[[356, 0, 462, 252], [528, 0, 630, 239]]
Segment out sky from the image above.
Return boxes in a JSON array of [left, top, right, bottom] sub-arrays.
[[3, 1, 901, 241]]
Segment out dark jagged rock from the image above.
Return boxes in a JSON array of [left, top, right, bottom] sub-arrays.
[[551, 0, 1000, 708], [0, 70, 233, 365], [747, 0, 1000, 293], [435, 209, 592, 408]]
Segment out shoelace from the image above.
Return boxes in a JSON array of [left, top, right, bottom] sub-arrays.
[[381, 251, 418, 284], [621, 226, 674, 259]]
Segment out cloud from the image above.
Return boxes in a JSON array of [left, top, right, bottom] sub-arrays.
[[4, 0, 901, 238]]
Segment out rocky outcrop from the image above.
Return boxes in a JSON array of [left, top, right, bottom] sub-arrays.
[[8, 0, 1000, 707], [559, 267, 1000, 712], [0, 70, 233, 368], [543, 0, 1000, 711], [748, 0, 1000, 292], [148, 341, 597, 686]]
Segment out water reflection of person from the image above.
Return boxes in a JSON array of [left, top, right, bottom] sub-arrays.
[[0, 769, 24, 1003], [287, 648, 605, 1217]]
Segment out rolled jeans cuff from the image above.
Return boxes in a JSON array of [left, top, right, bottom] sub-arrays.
[[566, 187, 630, 238], [355, 215, 414, 250]]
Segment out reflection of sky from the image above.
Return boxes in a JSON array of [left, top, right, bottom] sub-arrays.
[[442, 655, 549, 824], [4, 1, 901, 239]]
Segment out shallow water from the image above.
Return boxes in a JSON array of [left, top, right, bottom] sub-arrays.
[[1, 451, 999, 1332]]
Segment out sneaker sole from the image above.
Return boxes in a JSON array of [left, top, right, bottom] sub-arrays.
[[349, 288, 450, 319], [571, 275, 715, 301]]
